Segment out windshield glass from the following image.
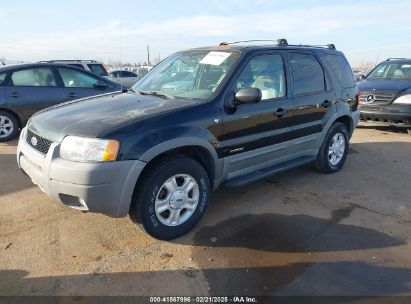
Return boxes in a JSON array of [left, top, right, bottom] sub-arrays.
[[367, 62, 411, 79], [132, 50, 241, 100]]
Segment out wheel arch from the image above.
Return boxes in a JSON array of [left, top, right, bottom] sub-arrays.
[[138, 137, 222, 189], [0, 107, 23, 128]]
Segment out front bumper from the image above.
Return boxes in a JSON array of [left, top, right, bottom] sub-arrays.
[[359, 104, 411, 126], [17, 128, 146, 217]]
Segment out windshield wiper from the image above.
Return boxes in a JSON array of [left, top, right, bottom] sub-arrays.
[[137, 90, 175, 99]]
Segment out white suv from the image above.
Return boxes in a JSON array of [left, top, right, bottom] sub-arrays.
[[38, 60, 108, 77]]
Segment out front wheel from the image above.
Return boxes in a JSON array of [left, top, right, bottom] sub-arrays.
[[129, 155, 210, 240], [315, 122, 349, 173]]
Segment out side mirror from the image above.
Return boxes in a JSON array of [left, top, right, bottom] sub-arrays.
[[95, 80, 108, 89], [355, 74, 365, 82], [234, 88, 262, 105]]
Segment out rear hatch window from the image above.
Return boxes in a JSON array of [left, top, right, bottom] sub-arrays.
[[87, 64, 108, 77]]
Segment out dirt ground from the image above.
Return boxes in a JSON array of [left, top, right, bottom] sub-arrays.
[[1, 122, 411, 298]]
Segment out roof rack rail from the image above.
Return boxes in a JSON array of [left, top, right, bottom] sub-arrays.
[[386, 58, 409, 61], [219, 39, 336, 50], [38, 60, 98, 63], [219, 39, 288, 46]]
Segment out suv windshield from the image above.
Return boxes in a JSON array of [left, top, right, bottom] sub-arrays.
[[367, 61, 411, 79], [132, 50, 241, 101]]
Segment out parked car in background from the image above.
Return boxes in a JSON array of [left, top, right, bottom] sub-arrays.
[[0, 63, 122, 141], [39, 60, 109, 77], [17, 39, 360, 239], [105, 70, 140, 88], [353, 70, 366, 82], [358, 58, 411, 129]]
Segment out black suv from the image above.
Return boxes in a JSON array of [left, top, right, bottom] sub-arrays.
[[17, 40, 360, 239], [358, 58, 411, 128]]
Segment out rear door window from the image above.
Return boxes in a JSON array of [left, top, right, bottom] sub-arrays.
[[324, 54, 355, 88], [11, 68, 57, 87], [87, 64, 107, 76], [289, 53, 326, 95], [58, 67, 99, 88]]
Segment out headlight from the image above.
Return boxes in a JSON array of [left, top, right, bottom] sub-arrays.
[[60, 136, 119, 162], [393, 94, 411, 104]]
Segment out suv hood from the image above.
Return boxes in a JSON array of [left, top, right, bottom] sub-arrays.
[[28, 92, 193, 142], [359, 78, 411, 92]]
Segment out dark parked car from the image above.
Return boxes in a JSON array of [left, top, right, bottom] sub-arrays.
[[105, 70, 140, 88], [0, 63, 122, 141], [358, 58, 411, 128], [17, 40, 359, 239]]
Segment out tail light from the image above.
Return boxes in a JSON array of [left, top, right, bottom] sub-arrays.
[[355, 90, 360, 108]]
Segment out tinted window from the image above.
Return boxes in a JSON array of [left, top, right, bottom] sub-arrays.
[[87, 64, 107, 76], [324, 54, 355, 88], [0, 72, 6, 86], [289, 53, 325, 95], [68, 64, 85, 70], [58, 67, 99, 88], [11, 68, 57, 87], [110, 71, 120, 78], [236, 54, 286, 100]]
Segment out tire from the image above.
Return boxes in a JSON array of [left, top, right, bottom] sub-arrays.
[[314, 122, 349, 173], [0, 110, 20, 142], [129, 155, 210, 240]]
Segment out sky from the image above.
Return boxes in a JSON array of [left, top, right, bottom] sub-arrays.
[[1, 0, 411, 67]]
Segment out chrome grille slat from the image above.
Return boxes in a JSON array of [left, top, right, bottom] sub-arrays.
[[26, 129, 52, 155], [359, 91, 395, 105]]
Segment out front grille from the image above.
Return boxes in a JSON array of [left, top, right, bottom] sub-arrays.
[[26, 129, 52, 155], [359, 91, 395, 105]]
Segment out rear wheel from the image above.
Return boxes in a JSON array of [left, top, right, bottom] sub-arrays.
[[0, 110, 20, 142], [129, 155, 210, 240], [315, 122, 349, 173]]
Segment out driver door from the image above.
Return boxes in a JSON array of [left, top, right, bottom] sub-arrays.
[[220, 52, 294, 176]]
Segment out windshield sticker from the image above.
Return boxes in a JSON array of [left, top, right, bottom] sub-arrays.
[[200, 51, 231, 66]]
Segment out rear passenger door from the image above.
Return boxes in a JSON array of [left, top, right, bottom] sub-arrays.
[[287, 52, 335, 139], [4, 67, 65, 119], [56, 67, 112, 101]]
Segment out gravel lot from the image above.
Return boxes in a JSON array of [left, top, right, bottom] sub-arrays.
[[1, 122, 411, 297]]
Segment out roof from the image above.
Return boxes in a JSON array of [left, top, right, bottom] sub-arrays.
[[0, 62, 88, 72], [186, 39, 341, 54], [385, 58, 411, 63]]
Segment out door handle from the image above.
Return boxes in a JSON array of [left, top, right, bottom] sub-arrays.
[[9, 92, 19, 98], [273, 108, 288, 118], [68, 92, 77, 98], [320, 100, 331, 108]]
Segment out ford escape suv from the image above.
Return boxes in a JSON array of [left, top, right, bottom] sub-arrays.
[[17, 39, 360, 239], [358, 58, 411, 128]]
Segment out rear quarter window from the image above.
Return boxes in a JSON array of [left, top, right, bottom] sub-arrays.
[[289, 53, 326, 95], [87, 64, 107, 77], [68, 64, 85, 70], [324, 54, 355, 88]]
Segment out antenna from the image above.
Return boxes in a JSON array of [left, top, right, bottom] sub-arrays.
[[147, 45, 150, 66]]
